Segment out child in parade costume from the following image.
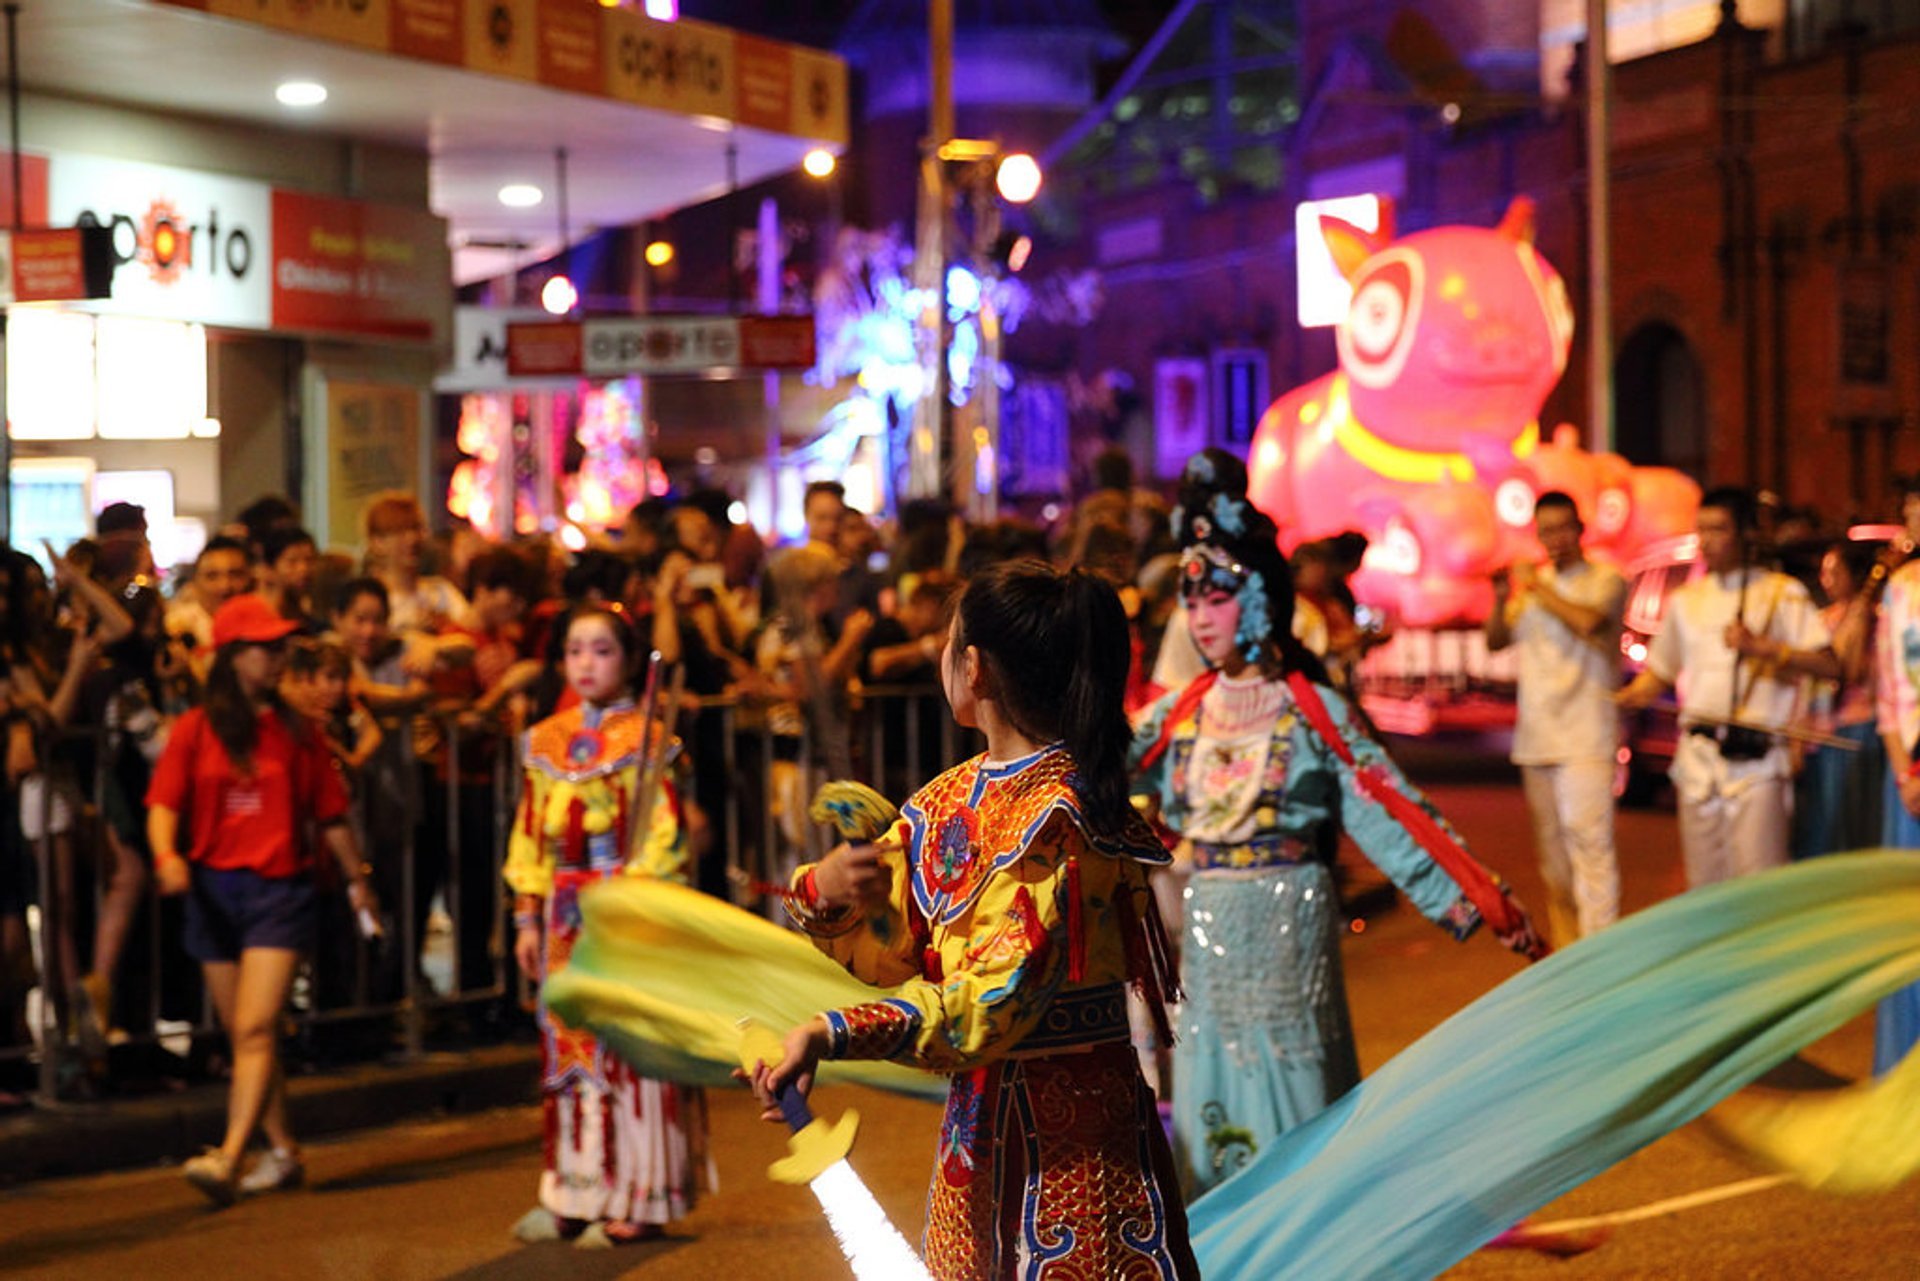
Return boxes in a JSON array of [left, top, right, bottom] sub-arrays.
[[505, 605, 710, 1248], [747, 560, 1200, 1280], [1130, 449, 1545, 1198]]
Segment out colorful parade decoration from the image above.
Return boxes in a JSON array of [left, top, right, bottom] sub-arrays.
[[1249, 197, 1699, 626]]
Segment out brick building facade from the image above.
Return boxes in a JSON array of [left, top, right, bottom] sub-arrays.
[[1020, 1, 1920, 520]]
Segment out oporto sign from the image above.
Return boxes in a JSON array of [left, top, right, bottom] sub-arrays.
[[49, 153, 274, 329]]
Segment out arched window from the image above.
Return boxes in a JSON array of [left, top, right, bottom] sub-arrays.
[[1614, 322, 1706, 481]]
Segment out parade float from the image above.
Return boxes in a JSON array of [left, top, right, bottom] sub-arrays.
[[1247, 197, 1700, 732], [1250, 196, 1699, 629]]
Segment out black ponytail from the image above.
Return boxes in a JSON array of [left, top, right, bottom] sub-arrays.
[[953, 561, 1134, 840], [1056, 568, 1133, 840]]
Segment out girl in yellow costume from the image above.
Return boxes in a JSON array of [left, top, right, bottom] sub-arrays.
[[748, 561, 1200, 1280], [505, 605, 709, 1247]]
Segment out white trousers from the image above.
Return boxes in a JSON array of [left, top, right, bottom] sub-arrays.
[[1520, 760, 1619, 942], [1669, 734, 1792, 887]]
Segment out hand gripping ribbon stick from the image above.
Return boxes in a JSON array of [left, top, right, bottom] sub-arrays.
[[737, 1020, 930, 1281]]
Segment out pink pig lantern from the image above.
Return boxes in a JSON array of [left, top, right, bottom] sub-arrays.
[[1249, 197, 1697, 627]]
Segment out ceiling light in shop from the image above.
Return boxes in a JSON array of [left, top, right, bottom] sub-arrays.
[[541, 275, 579, 316], [644, 240, 675, 267], [803, 149, 836, 179], [499, 184, 544, 209], [275, 81, 328, 108]]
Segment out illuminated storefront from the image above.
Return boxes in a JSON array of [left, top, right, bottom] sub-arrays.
[[5, 147, 448, 566], [440, 310, 816, 541], [5, 1, 849, 562]]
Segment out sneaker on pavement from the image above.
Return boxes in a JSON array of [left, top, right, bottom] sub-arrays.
[[238, 1148, 304, 1195], [182, 1149, 238, 1207]]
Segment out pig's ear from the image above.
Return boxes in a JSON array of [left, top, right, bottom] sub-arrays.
[[1496, 196, 1537, 245], [1319, 198, 1395, 280], [1321, 217, 1384, 281]]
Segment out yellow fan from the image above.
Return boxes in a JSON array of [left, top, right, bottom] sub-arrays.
[[808, 780, 899, 843]]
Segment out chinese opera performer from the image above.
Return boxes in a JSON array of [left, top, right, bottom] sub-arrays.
[[1130, 448, 1544, 1197]]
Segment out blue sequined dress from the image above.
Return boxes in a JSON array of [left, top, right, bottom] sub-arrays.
[[1131, 673, 1487, 1197]]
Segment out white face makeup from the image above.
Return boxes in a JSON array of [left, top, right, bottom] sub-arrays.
[[1185, 588, 1245, 668]]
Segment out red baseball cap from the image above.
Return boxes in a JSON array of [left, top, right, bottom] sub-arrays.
[[212, 594, 302, 649]]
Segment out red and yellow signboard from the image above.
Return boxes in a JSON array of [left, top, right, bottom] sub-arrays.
[[271, 190, 447, 341], [151, 0, 849, 145], [506, 314, 814, 378]]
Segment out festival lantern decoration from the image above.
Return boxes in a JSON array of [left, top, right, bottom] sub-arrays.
[[1249, 197, 1699, 627]]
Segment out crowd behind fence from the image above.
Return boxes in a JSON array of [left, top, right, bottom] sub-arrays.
[[0, 684, 971, 1107]]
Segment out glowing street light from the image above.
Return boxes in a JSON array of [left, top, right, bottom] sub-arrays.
[[994, 153, 1042, 204], [803, 148, 837, 179], [645, 240, 676, 268]]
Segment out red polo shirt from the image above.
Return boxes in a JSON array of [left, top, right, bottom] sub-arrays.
[[146, 707, 350, 880]]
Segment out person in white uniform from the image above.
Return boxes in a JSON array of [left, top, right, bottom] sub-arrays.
[[1618, 488, 1839, 886], [1487, 491, 1627, 944]]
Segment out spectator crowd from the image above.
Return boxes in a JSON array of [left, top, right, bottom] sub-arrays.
[[1, 448, 1909, 1112]]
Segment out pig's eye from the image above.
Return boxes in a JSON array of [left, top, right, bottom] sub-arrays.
[[1349, 278, 1406, 359]]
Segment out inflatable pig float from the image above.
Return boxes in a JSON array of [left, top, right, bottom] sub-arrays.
[[1247, 197, 1697, 626]]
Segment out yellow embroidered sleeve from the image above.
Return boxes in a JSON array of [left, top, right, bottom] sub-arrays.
[[823, 817, 1120, 1073]]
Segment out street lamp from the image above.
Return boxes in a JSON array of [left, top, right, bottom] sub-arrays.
[[994, 153, 1042, 204], [915, 137, 1040, 521]]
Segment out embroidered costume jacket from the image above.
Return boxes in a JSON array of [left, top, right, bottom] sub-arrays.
[[795, 744, 1198, 1281], [1131, 678, 1481, 934], [505, 703, 706, 1227], [505, 704, 683, 900]]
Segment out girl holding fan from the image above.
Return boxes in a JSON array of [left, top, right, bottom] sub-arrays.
[[749, 561, 1199, 1279]]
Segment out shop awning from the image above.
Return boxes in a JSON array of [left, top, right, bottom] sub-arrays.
[[22, 1, 847, 285]]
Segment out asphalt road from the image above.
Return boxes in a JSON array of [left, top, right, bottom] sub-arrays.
[[3, 749, 1916, 1279]]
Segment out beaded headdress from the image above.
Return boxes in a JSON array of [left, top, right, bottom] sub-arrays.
[[1172, 453, 1282, 665]]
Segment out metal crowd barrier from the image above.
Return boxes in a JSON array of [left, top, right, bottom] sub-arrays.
[[0, 682, 973, 1107]]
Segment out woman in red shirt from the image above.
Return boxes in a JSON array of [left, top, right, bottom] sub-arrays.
[[147, 595, 378, 1205]]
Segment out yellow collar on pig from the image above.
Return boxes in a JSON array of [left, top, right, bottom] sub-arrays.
[[1303, 374, 1539, 485]]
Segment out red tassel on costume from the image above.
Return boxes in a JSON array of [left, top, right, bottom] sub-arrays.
[[602, 1093, 617, 1182], [542, 1094, 557, 1170], [571, 1091, 585, 1152], [565, 796, 586, 862], [522, 779, 536, 837], [1065, 856, 1085, 984]]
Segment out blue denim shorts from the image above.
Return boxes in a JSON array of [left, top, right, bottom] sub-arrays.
[[183, 865, 317, 962]]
